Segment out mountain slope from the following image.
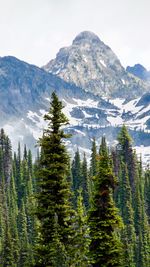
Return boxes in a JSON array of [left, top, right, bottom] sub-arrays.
[[0, 56, 98, 119], [43, 31, 148, 98], [0, 55, 105, 151]]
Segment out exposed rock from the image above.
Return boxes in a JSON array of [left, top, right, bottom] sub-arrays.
[[43, 31, 149, 98]]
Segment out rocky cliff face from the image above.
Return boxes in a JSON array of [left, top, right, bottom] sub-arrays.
[[43, 31, 148, 98]]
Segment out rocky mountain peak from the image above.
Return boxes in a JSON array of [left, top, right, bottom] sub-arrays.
[[43, 31, 148, 98], [72, 31, 102, 45]]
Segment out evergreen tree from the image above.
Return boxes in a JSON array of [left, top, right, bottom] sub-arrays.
[[48, 213, 69, 267], [119, 163, 136, 267], [144, 169, 150, 222], [73, 189, 90, 266], [117, 125, 136, 194], [8, 173, 20, 263], [15, 142, 23, 209], [89, 137, 123, 267], [18, 200, 30, 267], [90, 138, 98, 178], [72, 149, 82, 206], [3, 217, 14, 267], [116, 126, 150, 267], [35, 92, 74, 266], [89, 138, 98, 206], [81, 153, 89, 209]]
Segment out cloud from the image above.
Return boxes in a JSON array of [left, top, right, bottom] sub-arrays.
[[0, 0, 150, 69]]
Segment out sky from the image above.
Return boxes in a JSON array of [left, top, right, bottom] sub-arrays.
[[0, 0, 150, 69]]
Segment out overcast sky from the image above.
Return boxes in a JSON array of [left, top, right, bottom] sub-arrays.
[[0, 0, 150, 69]]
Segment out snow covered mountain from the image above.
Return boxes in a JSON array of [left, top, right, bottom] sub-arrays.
[[0, 56, 97, 151], [43, 31, 149, 99], [20, 91, 150, 165], [0, 32, 150, 165]]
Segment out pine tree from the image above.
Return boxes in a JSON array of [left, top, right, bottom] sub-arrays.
[[73, 189, 90, 266], [117, 125, 136, 194], [144, 169, 150, 222], [89, 137, 123, 267], [48, 213, 69, 267], [3, 217, 14, 267], [35, 92, 74, 266], [81, 153, 89, 209], [15, 143, 23, 209], [89, 138, 98, 206], [90, 138, 98, 178], [8, 173, 20, 264], [119, 163, 136, 267], [116, 126, 150, 266], [72, 149, 82, 206], [18, 200, 30, 267]]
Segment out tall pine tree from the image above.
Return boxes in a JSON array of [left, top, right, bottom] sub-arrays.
[[89, 136, 123, 267], [35, 92, 74, 266]]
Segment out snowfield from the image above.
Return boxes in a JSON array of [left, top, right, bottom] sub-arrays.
[[3, 95, 150, 166]]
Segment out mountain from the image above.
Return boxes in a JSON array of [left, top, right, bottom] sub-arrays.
[[126, 64, 150, 81], [43, 31, 148, 99], [0, 55, 105, 152], [0, 32, 150, 165]]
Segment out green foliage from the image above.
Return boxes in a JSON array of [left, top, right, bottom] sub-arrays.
[[0, 129, 36, 266], [72, 149, 82, 206], [89, 137, 123, 267], [144, 169, 150, 222], [35, 92, 74, 266], [0, 117, 149, 267], [3, 218, 14, 267], [73, 189, 90, 266], [81, 153, 89, 209], [116, 125, 150, 267], [90, 137, 98, 178]]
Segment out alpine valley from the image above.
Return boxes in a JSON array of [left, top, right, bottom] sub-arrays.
[[0, 31, 150, 164]]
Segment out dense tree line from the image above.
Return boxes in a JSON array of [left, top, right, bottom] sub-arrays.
[[0, 93, 150, 266], [0, 129, 36, 266]]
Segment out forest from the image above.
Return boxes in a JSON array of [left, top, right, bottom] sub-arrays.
[[0, 92, 150, 267]]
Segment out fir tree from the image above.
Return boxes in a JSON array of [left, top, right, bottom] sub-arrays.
[[72, 149, 82, 206], [117, 125, 136, 194], [73, 189, 90, 266], [81, 153, 89, 209], [144, 169, 150, 222], [8, 173, 20, 263], [18, 200, 30, 267], [3, 217, 14, 267], [89, 138, 98, 206], [35, 92, 74, 266], [90, 138, 98, 178], [116, 126, 150, 266], [89, 137, 123, 267], [119, 163, 136, 267]]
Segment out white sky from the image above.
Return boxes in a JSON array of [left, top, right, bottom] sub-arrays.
[[0, 0, 150, 69]]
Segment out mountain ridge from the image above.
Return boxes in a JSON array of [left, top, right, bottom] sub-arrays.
[[127, 63, 150, 81]]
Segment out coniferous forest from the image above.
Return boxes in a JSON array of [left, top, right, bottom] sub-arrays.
[[0, 92, 150, 267]]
